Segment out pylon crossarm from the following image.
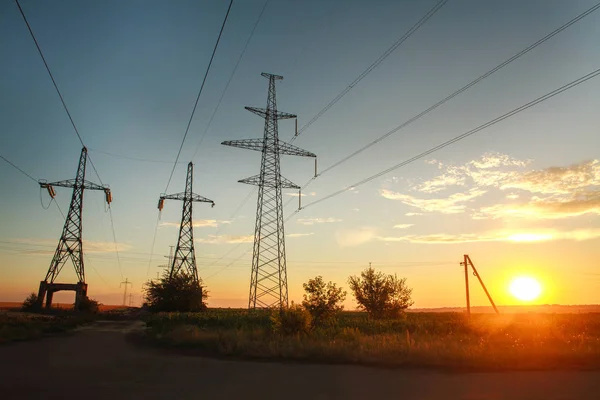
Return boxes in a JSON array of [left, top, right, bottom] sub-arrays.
[[160, 192, 186, 201], [190, 194, 215, 205], [239, 175, 300, 189], [222, 139, 264, 152], [44, 179, 106, 191], [278, 141, 316, 157], [244, 107, 297, 120]]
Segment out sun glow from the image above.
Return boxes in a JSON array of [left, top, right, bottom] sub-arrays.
[[509, 276, 542, 301]]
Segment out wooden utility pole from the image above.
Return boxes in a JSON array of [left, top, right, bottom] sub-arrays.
[[460, 255, 499, 315]]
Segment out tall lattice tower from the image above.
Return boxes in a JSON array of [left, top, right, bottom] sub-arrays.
[[36, 147, 112, 310], [222, 72, 316, 309], [158, 162, 214, 281]]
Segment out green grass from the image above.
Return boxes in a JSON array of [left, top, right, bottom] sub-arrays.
[[143, 310, 600, 370], [0, 312, 94, 344]]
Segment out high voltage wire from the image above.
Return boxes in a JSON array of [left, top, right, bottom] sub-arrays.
[[15, 0, 104, 186], [280, 1, 600, 211], [292, 0, 449, 140], [163, 0, 234, 193], [1, 155, 38, 183], [15, 0, 124, 281], [89, 149, 187, 164], [191, 0, 269, 160], [196, 0, 445, 270], [296, 68, 600, 212], [316, 1, 600, 176]]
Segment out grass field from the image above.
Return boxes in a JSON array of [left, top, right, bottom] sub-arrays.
[[0, 312, 96, 344], [0, 302, 128, 312], [143, 309, 600, 370]]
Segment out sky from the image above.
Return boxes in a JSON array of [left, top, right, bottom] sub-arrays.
[[0, 0, 599, 309]]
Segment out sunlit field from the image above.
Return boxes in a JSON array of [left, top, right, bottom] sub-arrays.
[[143, 309, 600, 370]]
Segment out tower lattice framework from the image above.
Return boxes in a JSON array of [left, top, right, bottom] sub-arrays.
[[222, 72, 316, 309], [36, 147, 112, 309], [158, 162, 214, 281]]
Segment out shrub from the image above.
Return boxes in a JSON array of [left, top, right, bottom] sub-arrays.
[[144, 273, 208, 312], [348, 267, 414, 319], [270, 303, 312, 336], [21, 293, 39, 312], [302, 276, 346, 327], [78, 297, 101, 313]]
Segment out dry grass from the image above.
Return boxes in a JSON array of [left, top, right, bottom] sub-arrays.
[[144, 310, 600, 370]]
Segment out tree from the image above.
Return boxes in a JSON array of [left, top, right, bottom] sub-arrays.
[[302, 276, 346, 327], [348, 267, 414, 319], [21, 293, 38, 312], [144, 273, 208, 312]]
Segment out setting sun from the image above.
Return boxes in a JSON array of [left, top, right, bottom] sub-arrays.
[[509, 277, 542, 301]]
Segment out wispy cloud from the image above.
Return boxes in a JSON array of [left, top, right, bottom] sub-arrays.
[[375, 228, 600, 244], [12, 238, 132, 255], [385, 154, 599, 221], [285, 191, 316, 197], [381, 188, 486, 214], [476, 191, 600, 219], [296, 217, 343, 225], [393, 224, 413, 229], [160, 219, 231, 228], [288, 232, 315, 238], [500, 160, 599, 195], [335, 228, 376, 247], [196, 235, 253, 244]]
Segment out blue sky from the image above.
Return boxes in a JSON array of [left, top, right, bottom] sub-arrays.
[[1, 0, 599, 308]]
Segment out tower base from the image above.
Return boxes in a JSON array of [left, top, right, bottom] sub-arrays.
[[36, 281, 88, 311]]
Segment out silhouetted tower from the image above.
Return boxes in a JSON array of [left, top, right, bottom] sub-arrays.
[[36, 147, 112, 310], [222, 73, 316, 309], [158, 162, 214, 281]]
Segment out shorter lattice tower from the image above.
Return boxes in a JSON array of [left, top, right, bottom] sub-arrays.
[[36, 147, 112, 310], [158, 162, 214, 281], [222, 72, 316, 309]]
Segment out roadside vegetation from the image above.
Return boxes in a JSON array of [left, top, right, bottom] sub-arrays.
[[141, 267, 600, 370], [0, 293, 105, 344], [0, 313, 95, 344]]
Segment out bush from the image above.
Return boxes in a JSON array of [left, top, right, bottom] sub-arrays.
[[270, 303, 312, 336], [348, 267, 414, 319], [144, 273, 208, 312], [78, 297, 101, 313], [302, 276, 346, 327], [21, 293, 39, 312]]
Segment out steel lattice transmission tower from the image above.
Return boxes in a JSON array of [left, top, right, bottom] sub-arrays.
[[158, 162, 214, 281], [36, 147, 112, 310], [222, 72, 316, 309]]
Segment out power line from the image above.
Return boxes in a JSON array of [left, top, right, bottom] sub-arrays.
[[88, 148, 187, 164], [14, 0, 104, 186], [316, 1, 600, 176], [163, 0, 234, 193], [297, 68, 600, 211], [292, 0, 448, 140], [1, 155, 37, 183], [15, 0, 125, 281], [107, 206, 124, 281], [278, 1, 600, 214], [191, 0, 269, 160]]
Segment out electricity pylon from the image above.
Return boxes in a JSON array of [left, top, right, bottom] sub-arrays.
[[158, 162, 214, 281], [36, 147, 112, 310], [222, 72, 316, 309]]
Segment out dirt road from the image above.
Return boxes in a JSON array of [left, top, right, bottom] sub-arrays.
[[0, 320, 598, 400]]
